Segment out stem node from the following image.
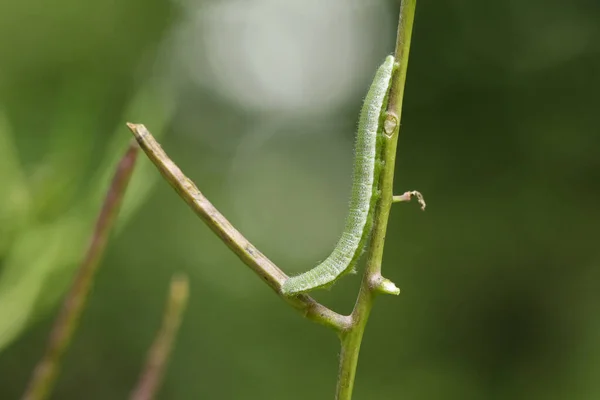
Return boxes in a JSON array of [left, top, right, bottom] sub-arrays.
[[370, 275, 401, 296]]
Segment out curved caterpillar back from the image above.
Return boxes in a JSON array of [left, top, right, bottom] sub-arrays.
[[281, 56, 395, 295]]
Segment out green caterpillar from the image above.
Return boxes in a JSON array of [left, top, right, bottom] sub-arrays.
[[281, 55, 395, 295]]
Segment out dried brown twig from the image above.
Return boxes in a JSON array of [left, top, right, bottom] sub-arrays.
[[22, 141, 139, 400], [130, 275, 189, 400]]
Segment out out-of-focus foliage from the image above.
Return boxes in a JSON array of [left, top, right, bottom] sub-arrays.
[[0, 83, 173, 351], [0, 0, 599, 399]]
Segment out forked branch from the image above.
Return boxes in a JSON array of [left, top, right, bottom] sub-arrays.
[[126, 123, 351, 333], [126, 2, 418, 398], [335, 1, 418, 399]]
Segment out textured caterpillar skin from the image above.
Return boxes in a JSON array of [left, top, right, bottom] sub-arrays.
[[281, 55, 395, 295]]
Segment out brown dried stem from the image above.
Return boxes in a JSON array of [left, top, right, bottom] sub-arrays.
[[22, 141, 139, 400], [130, 274, 190, 400]]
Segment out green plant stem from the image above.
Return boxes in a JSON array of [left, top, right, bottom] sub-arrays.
[[130, 274, 189, 400], [126, 123, 351, 333], [335, 1, 417, 399], [21, 141, 139, 400]]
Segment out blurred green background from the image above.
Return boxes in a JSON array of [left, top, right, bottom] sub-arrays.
[[1, 0, 599, 399]]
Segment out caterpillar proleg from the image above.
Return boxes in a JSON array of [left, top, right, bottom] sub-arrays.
[[281, 55, 395, 295]]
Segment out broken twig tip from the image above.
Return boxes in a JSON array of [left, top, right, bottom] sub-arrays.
[[170, 274, 190, 304], [392, 190, 426, 211], [126, 123, 149, 145]]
